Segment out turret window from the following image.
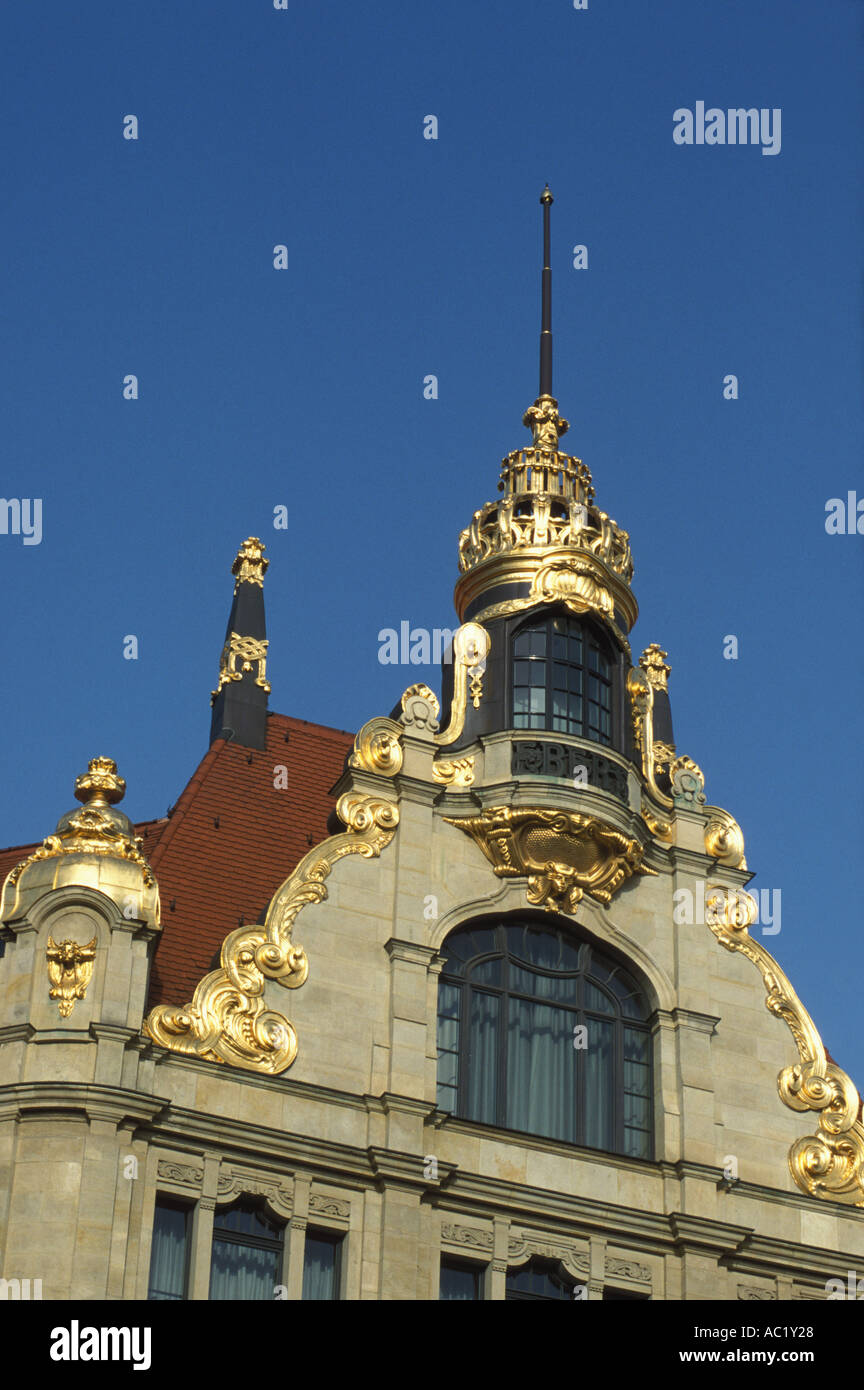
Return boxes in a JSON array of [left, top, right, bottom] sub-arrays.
[[512, 615, 613, 744]]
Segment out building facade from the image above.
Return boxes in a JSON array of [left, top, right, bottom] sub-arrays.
[[1, 196, 863, 1302]]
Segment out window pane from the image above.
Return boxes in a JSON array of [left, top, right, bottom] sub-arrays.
[[582, 1017, 614, 1150], [470, 956, 503, 987], [506, 998, 576, 1143], [440, 1259, 482, 1300], [148, 1200, 189, 1301], [437, 982, 461, 1108], [302, 1231, 342, 1300], [583, 981, 616, 1016], [509, 964, 577, 1004], [509, 923, 564, 970], [623, 1128, 652, 1160], [215, 1203, 282, 1239], [466, 991, 498, 1124], [209, 1238, 280, 1301], [623, 1093, 651, 1130], [506, 1259, 574, 1301], [624, 1027, 651, 1060], [437, 1049, 458, 1090]]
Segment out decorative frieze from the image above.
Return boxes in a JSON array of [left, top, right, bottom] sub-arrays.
[[309, 1194, 350, 1220], [156, 1160, 204, 1188], [441, 1223, 493, 1251], [217, 1171, 292, 1217], [606, 1257, 650, 1283]]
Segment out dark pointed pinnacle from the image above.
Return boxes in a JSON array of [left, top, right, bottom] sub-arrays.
[[539, 186, 554, 397]]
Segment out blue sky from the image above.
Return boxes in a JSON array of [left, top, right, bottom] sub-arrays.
[[2, 2, 862, 1079]]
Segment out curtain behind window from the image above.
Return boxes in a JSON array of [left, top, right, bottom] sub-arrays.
[[147, 1201, 188, 1301], [209, 1240, 279, 1300], [507, 998, 576, 1142]]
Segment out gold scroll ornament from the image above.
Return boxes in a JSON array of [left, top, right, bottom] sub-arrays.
[[705, 884, 864, 1206]]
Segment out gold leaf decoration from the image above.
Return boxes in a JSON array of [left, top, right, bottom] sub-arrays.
[[444, 806, 655, 913], [704, 808, 747, 869], [349, 717, 403, 777], [46, 936, 97, 1018], [144, 810, 398, 1074], [705, 884, 864, 1207]]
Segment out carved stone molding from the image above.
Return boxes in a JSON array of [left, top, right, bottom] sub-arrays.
[[606, 1257, 651, 1283], [705, 884, 864, 1206], [400, 684, 440, 733], [444, 806, 656, 913], [507, 1232, 590, 1280], [216, 1171, 292, 1218], [738, 1284, 777, 1301], [309, 1194, 350, 1220], [441, 1223, 493, 1251], [670, 756, 706, 808], [156, 1160, 204, 1188]]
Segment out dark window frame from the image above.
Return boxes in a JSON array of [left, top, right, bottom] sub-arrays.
[[302, 1227, 344, 1301], [508, 610, 622, 748], [208, 1196, 286, 1301], [505, 1256, 584, 1301], [439, 1255, 484, 1301], [147, 1194, 193, 1302], [436, 917, 654, 1160]]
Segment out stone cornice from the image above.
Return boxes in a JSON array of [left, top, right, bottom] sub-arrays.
[[384, 940, 440, 967], [729, 1232, 859, 1283], [654, 1008, 721, 1036], [0, 1082, 168, 1127]]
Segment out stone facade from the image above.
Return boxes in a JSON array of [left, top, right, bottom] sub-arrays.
[[1, 691, 862, 1301]]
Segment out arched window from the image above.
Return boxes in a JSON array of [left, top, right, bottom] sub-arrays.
[[209, 1198, 285, 1300], [436, 918, 652, 1159], [505, 1258, 582, 1301], [512, 613, 614, 744]]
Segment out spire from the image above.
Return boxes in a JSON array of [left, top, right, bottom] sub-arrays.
[[210, 537, 271, 750], [454, 186, 637, 646], [522, 188, 569, 453], [539, 184, 553, 397]]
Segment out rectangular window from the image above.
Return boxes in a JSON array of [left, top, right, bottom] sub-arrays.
[[440, 1257, 482, 1300], [302, 1229, 343, 1300], [147, 1197, 191, 1301]]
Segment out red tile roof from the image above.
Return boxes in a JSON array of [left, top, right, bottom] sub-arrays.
[[0, 713, 354, 1010]]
